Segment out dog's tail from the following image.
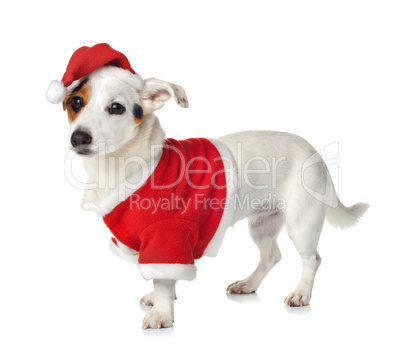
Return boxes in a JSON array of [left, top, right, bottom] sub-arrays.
[[325, 199, 369, 230]]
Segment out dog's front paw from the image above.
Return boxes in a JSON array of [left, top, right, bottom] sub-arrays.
[[140, 292, 155, 306], [284, 290, 311, 307], [140, 292, 177, 306], [142, 308, 174, 329]]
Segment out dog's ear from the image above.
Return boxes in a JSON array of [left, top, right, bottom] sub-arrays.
[[139, 78, 189, 115]]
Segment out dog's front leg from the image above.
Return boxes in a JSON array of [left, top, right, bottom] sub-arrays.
[[142, 279, 176, 329]]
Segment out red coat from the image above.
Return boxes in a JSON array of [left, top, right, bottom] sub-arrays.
[[103, 138, 235, 281]]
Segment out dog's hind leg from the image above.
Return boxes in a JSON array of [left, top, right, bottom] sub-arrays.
[[227, 211, 284, 294], [283, 203, 325, 307]]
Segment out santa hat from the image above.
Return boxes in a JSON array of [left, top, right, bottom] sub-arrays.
[[46, 43, 142, 104]]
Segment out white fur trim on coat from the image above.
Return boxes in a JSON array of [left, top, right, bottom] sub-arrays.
[[138, 264, 197, 281]]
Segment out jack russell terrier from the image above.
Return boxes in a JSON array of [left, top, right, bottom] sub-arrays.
[[47, 43, 369, 329]]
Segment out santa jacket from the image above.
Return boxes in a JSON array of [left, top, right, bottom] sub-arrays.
[[101, 138, 237, 281]]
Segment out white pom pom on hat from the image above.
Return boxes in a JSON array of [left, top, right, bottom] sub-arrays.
[[46, 43, 138, 104], [46, 80, 68, 104]]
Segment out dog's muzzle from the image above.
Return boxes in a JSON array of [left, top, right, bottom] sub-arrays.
[[71, 130, 93, 155]]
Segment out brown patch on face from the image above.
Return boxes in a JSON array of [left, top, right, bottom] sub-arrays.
[[133, 103, 143, 124], [62, 92, 71, 111], [63, 79, 91, 123]]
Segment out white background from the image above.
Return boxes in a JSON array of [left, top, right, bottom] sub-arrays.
[[1, 1, 401, 350]]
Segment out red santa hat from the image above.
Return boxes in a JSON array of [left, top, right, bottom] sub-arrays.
[[46, 43, 142, 104]]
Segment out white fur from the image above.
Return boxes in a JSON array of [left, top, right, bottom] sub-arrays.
[[109, 237, 139, 264], [141, 279, 176, 329], [326, 201, 369, 229], [68, 71, 144, 157], [59, 67, 368, 328], [203, 138, 238, 257]]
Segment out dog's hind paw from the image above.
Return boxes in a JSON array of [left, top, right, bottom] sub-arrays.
[[284, 290, 311, 307], [226, 279, 258, 294]]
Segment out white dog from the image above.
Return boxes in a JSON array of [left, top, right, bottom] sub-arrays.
[[47, 44, 368, 329]]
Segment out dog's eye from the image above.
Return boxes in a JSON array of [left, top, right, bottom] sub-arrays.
[[71, 96, 84, 112], [109, 103, 126, 115]]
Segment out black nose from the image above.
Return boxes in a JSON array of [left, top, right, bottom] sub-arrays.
[[71, 130, 92, 148]]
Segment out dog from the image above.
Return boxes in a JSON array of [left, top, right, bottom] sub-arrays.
[[47, 44, 369, 329]]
